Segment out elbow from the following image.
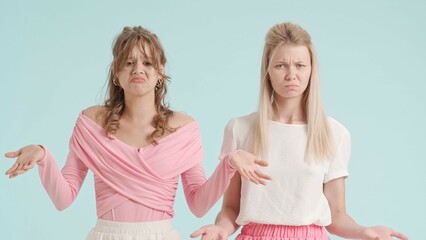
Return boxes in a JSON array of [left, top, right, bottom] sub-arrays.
[[56, 206, 67, 211], [54, 202, 71, 211], [325, 212, 341, 234], [186, 192, 214, 218], [194, 212, 205, 218], [49, 190, 76, 211], [190, 206, 207, 218], [52, 196, 73, 211], [325, 223, 338, 235], [325, 211, 349, 236]]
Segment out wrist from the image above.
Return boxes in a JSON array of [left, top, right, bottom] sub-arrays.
[[35, 144, 47, 163], [215, 219, 239, 236], [214, 223, 233, 237], [356, 226, 369, 239], [228, 149, 242, 169]]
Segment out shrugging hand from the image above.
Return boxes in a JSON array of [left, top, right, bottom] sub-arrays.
[[230, 150, 271, 185], [4, 145, 45, 178], [190, 224, 228, 240], [360, 226, 408, 240]]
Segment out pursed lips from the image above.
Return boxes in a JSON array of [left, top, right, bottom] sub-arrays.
[[285, 84, 298, 89], [130, 77, 146, 83]]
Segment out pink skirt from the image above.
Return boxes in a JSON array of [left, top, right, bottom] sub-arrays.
[[236, 223, 330, 240]]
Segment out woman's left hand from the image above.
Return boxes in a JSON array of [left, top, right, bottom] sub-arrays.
[[229, 150, 272, 185], [361, 226, 408, 240]]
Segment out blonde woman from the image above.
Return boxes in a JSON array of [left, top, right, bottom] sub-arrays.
[[4, 26, 269, 240], [191, 22, 408, 240]]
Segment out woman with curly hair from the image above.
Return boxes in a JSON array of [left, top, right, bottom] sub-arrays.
[[4, 26, 269, 240]]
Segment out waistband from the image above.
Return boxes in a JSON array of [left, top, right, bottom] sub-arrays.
[[238, 223, 329, 239], [93, 218, 174, 235]]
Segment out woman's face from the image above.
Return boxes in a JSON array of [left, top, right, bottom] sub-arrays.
[[115, 45, 161, 98], [268, 44, 311, 103]]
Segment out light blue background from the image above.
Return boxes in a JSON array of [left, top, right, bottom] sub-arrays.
[[1, 0, 424, 239]]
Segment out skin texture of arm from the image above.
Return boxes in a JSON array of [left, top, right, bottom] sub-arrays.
[[324, 177, 364, 238], [324, 177, 408, 240], [215, 172, 242, 235]]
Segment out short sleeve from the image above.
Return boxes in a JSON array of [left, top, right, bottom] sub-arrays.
[[218, 119, 238, 161], [324, 129, 351, 183]]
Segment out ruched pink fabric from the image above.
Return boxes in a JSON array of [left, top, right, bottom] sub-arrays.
[[236, 223, 329, 240], [37, 113, 237, 222]]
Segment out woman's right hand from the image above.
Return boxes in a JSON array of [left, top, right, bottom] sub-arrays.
[[4, 145, 45, 178], [190, 224, 229, 240]]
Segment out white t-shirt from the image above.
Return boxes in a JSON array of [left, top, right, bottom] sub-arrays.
[[218, 113, 351, 226]]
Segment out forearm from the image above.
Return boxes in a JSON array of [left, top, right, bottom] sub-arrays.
[[37, 147, 87, 210], [183, 153, 237, 217], [326, 212, 364, 239], [215, 207, 240, 236]]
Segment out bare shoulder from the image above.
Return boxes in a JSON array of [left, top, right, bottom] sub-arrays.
[[169, 112, 195, 128], [82, 105, 106, 125]]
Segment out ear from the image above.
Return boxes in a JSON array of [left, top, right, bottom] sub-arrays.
[[158, 65, 165, 76], [111, 62, 117, 77], [111, 62, 120, 78]]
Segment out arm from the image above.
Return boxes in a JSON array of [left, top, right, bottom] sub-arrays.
[[181, 151, 238, 218], [173, 113, 238, 217], [5, 144, 88, 211], [37, 146, 88, 211], [214, 172, 241, 236], [324, 177, 363, 237], [182, 148, 270, 218], [324, 177, 408, 240], [190, 172, 242, 239], [5, 108, 99, 210]]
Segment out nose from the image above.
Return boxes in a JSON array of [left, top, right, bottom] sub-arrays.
[[132, 61, 145, 75], [285, 66, 296, 81]]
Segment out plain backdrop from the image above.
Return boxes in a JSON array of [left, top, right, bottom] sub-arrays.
[[1, 0, 424, 239]]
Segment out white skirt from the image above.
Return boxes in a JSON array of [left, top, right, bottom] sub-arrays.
[[86, 219, 181, 240]]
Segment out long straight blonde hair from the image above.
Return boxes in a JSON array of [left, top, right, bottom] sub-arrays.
[[249, 22, 335, 163]]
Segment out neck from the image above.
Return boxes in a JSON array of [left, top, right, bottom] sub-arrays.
[[122, 94, 157, 125], [273, 97, 306, 124]]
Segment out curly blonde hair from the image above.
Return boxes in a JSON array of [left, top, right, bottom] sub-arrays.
[[102, 26, 174, 145]]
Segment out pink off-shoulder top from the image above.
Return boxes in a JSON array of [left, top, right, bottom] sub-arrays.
[[37, 113, 237, 222]]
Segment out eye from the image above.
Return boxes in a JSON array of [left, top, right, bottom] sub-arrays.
[[143, 61, 152, 66], [126, 60, 134, 66], [275, 64, 285, 69], [296, 64, 306, 68]]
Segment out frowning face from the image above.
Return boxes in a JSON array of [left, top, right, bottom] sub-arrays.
[[116, 45, 162, 98], [268, 44, 311, 103]]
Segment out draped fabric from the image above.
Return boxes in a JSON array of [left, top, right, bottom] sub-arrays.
[[37, 113, 237, 221], [71, 114, 202, 216]]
